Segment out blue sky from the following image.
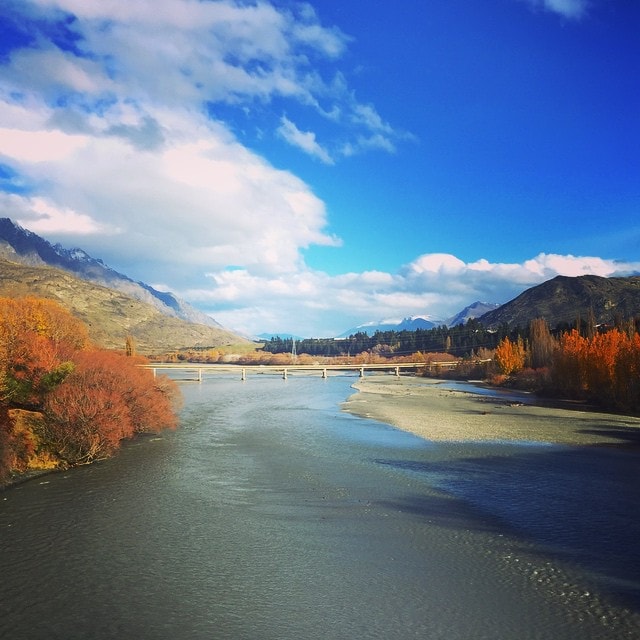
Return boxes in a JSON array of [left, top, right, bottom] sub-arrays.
[[0, 0, 638, 337]]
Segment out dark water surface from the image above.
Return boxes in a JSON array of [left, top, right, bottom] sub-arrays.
[[1, 374, 639, 639]]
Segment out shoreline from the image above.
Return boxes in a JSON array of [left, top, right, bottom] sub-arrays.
[[342, 374, 640, 447]]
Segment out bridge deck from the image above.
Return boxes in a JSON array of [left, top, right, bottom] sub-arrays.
[[142, 361, 463, 381]]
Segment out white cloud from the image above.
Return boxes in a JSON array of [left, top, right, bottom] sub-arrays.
[[0, 0, 403, 283], [15, 196, 110, 235], [406, 253, 466, 275], [0, 126, 89, 163], [5, 47, 112, 96], [520, 0, 590, 20], [0, 0, 631, 339], [183, 253, 640, 337], [351, 103, 395, 135], [277, 116, 334, 164], [7, 115, 337, 277]]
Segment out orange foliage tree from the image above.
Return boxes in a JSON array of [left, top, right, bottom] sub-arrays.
[[551, 328, 640, 411], [551, 329, 588, 398], [0, 297, 181, 478], [44, 350, 181, 465], [585, 330, 625, 407], [614, 332, 640, 412], [494, 336, 525, 375], [0, 296, 88, 407]]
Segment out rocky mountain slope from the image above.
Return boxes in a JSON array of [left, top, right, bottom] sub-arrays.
[[336, 315, 441, 338], [447, 301, 501, 326], [0, 259, 248, 354], [0, 218, 221, 328], [478, 274, 640, 329]]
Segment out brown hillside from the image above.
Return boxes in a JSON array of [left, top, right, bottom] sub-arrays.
[[479, 274, 640, 329], [0, 259, 249, 354]]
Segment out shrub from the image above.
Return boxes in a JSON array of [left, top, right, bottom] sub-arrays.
[[44, 350, 180, 465]]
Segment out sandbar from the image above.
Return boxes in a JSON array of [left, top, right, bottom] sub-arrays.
[[342, 374, 640, 446]]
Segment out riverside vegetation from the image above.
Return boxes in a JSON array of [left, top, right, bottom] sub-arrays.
[[0, 296, 181, 485], [202, 316, 640, 415], [3, 293, 640, 485], [492, 318, 640, 413]]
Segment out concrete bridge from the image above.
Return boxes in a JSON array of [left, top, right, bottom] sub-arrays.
[[143, 361, 463, 382]]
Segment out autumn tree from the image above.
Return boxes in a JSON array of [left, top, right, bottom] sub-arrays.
[[585, 330, 624, 406], [125, 335, 136, 357], [614, 332, 640, 411], [550, 327, 640, 411], [44, 350, 180, 465], [0, 297, 182, 476], [0, 297, 87, 407], [494, 336, 525, 375], [551, 329, 588, 398], [528, 318, 555, 369]]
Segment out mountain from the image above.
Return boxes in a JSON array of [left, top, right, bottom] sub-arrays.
[[0, 258, 248, 354], [446, 301, 501, 326], [478, 274, 640, 329], [0, 218, 221, 328], [257, 333, 302, 341], [336, 302, 502, 338], [337, 315, 443, 338]]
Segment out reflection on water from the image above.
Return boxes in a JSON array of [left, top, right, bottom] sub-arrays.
[[1, 374, 639, 639]]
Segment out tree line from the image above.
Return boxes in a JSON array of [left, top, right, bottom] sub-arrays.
[[0, 297, 181, 485], [260, 315, 640, 414], [262, 319, 513, 359], [494, 317, 640, 413]]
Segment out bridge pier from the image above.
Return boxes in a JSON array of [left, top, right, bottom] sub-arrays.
[[140, 360, 465, 381]]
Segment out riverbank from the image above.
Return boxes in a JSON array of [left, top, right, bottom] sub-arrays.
[[342, 375, 640, 446]]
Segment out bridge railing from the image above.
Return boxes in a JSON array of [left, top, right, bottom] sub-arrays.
[[141, 360, 481, 382]]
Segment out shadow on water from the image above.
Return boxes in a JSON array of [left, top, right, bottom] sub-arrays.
[[374, 442, 640, 613]]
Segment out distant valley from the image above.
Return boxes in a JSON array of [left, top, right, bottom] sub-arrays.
[[2, 218, 640, 352]]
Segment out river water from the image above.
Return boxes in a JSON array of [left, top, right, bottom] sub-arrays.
[[1, 374, 639, 639]]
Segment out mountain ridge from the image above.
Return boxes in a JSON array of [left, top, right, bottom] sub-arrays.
[[0, 218, 221, 329], [336, 315, 442, 338], [0, 258, 247, 354], [478, 274, 640, 329], [335, 301, 501, 338]]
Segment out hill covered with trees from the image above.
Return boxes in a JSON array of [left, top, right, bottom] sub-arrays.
[[479, 274, 640, 329]]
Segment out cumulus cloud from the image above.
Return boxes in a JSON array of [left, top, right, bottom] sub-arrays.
[[0, 127, 89, 162], [0, 0, 405, 285], [0, 0, 630, 339], [185, 253, 640, 337], [0, 0, 372, 279], [7, 113, 339, 278]]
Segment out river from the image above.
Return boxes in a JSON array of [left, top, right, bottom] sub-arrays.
[[1, 374, 639, 639]]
